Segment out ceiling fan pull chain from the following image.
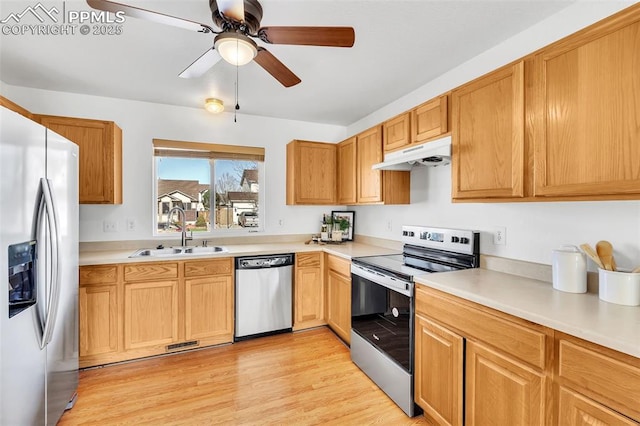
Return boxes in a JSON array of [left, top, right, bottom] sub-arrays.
[[234, 46, 240, 123]]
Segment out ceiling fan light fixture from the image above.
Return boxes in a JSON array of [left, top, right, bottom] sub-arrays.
[[205, 98, 224, 113], [214, 32, 258, 66]]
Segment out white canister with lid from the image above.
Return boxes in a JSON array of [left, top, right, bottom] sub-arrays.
[[552, 245, 587, 293]]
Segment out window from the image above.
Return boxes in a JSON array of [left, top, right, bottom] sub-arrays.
[[153, 139, 265, 236]]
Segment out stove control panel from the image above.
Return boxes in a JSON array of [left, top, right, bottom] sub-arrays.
[[402, 226, 478, 255]]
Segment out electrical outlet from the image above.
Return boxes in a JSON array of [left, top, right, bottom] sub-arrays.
[[126, 218, 136, 231], [103, 220, 118, 233], [493, 226, 506, 245], [387, 220, 393, 231], [278, 219, 284, 227]]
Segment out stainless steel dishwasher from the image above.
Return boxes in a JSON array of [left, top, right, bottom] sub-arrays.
[[234, 253, 294, 341]]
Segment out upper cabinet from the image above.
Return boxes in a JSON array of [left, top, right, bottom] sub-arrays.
[[37, 114, 123, 204], [531, 8, 640, 198], [451, 4, 640, 202], [451, 61, 525, 200], [356, 126, 410, 205], [286, 140, 337, 205], [412, 95, 449, 144], [337, 136, 357, 205], [382, 112, 411, 153]]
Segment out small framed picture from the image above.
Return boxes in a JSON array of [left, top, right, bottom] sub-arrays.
[[331, 211, 355, 241]]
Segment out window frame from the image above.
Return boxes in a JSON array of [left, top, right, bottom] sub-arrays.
[[152, 139, 266, 237]]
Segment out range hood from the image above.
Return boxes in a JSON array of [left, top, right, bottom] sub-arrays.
[[372, 136, 451, 171]]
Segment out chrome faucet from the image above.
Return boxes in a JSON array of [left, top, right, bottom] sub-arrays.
[[167, 206, 192, 247]]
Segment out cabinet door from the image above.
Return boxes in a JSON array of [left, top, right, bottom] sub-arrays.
[[414, 314, 463, 426], [412, 95, 448, 143], [326, 269, 351, 344], [79, 285, 118, 357], [337, 137, 357, 205], [383, 112, 411, 153], [294, 253, 324, 330], [286, 140, 336, 205], [37, 115, 122, 204], [558, 387, 638, 426], [356, 126, 383, 204], [124, 281, 179, 350], [466, 340, 546, 426], [185, 276, 233, 342], [452, 61, 525, 200], [532, 15, 640, 197]]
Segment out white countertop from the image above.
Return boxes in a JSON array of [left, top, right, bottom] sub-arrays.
[[79, 241, 400, 266], [415, 268, 640, 358]]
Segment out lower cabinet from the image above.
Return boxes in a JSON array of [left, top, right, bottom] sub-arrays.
[[465, 340, 546, 426], [414, 314, 463, 426], [79, 258, 234, 368], [415, 284, 640, 425], [325, 254, 351, 344], [415, 284, 551, 425], [293, 252, 325, 330]]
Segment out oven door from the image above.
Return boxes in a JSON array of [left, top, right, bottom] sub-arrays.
[[351, 270, 413, 373]]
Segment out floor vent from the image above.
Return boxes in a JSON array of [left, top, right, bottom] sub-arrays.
[[166, 340, 199, 351]]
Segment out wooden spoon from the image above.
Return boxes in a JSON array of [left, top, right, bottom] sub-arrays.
[[580, 243, 604, 269], [595, 240, 615, 271]]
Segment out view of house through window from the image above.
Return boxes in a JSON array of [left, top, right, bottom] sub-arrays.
[[153, 140, 264, 235]]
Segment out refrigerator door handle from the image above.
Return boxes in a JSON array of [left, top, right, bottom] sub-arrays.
[[36, 178, 61, 349]]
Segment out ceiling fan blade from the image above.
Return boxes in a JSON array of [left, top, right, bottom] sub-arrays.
[[258, 27, 355, 47], [86, 0, 216, 33], [216, 0, 245, 22], [178, 48, 222, 79], [254, 47, 301, 88]]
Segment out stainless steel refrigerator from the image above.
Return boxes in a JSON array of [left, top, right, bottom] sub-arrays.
[[1, 106, 79, 425]]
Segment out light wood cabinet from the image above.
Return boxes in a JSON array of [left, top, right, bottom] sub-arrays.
[[79, 258, 234, 368], [466, 340, 546, 426], [383, 111, 411, 153], [558, 387, 638, 426], [451, 61, 525, 200], [79, 265, 119, 359], [414, 314, 463, 426], [412, 95, 448, 144], [555, 332, 640, 422], [531, 7, 640, 199], [337, 137, 357, 205], [36, 114, 122, 204], [415, 285, 552, 425], [294, 252, 325, 330], [356, 126, 410, 205], [325, 254, 351, 344], [286, 140, 336, 205], [124, 280, 179, 350]]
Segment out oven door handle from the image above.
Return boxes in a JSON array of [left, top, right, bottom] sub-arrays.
[[351, 264, 413, 297]]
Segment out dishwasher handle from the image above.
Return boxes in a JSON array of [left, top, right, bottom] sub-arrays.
[[235, 253, 295, 269]]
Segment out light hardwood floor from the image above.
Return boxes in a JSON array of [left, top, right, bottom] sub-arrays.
[[59, 327, 429, 425]]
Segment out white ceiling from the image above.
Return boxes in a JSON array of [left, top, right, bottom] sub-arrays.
[[0, 0, 575, 125]]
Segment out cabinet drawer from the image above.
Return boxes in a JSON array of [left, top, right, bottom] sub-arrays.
[[416, 285, 547, 369], [327, 254, 350, 277], [296, 252, 321, 268], [80, 265, 118, 285], [558, 337, 640, 421], [184, 258, 232, 277], [124, 262, 178, 282], [558, 387, 638, 426]]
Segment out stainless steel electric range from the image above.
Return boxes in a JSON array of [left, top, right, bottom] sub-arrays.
[[350, 225, 479, 417]]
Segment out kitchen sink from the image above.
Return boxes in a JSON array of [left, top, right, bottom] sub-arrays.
[[129, 246, 228, 258]]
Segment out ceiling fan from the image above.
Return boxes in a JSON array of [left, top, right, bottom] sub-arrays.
[[86, 0, 356, 87]]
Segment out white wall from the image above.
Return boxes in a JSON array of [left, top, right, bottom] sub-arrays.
[[348, 0, 640, 268], [2, 83, 346, 242]]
